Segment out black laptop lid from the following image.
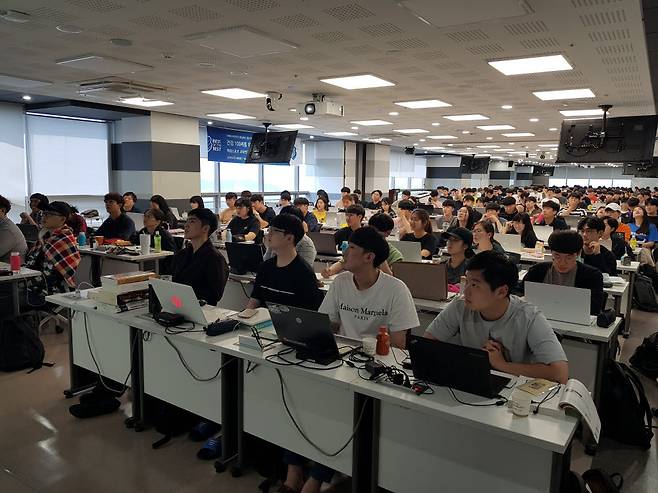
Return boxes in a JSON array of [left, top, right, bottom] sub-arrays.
[[225, 242, 263, 274]]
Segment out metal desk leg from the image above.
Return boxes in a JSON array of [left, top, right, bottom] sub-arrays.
[[623, 271, 635, 337], [154, 260, 160, 275], [91, 256, 101, 287], [551, 442, 572, 493], [63, 310, 96, 398], [128, 326, 146, 431], [351, 393, 379, 493], [11, 281, 20, 317], [216, 354, 243, 474]]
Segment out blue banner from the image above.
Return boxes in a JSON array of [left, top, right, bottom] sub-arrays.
[[207, 126, 253, 163]]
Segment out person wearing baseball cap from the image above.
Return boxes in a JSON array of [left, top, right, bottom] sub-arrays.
[[442, 227, 474, 285], [604, 203, 631, 241], [24, 201, 81, 293], [499, 196, 519, 222]]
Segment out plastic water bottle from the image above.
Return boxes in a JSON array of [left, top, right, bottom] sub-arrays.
[[154, 231, 162, 252], [630, 234, 638, 250], [10, 252, 20, 274], [534, 240, 544, 258], [340, 241, 349, 254], [77, 231, 86, 247], [225, 228, 233, 243]]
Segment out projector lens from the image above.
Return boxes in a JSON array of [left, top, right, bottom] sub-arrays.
[[304, 103, 316, 115]]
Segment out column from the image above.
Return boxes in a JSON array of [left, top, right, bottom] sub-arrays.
[[111, 112, 200, 212], [425, 155, 462, 190], [488, 161, 514, 187], [0, 103, 27, 222], [364, 143, 390, 193]]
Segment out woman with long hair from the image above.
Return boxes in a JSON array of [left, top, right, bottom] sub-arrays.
[[312, 196, 328, 223], [449, 206, 475, 231], [505, 212, 538, 248], [316, 189, 331, 208], [150, 194, 178, 229], [472, 220, 506, 254], [189, 195, 204, 210], [380, 197, 397, 218], [630, 205, 658, 245], [400, 208, 437, 259]]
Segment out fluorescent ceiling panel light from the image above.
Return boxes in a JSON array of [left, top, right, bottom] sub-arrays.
[[427, 135, 457, 139], [477, 124, 515, 130], [476, 145, 500, 148], [529, 118, 539, 122], [488, 54, 572, 76], [394, 99, 451, 109], [185, 26, 298, 59], [422, 147, 446, 150], [495, 148, 515, 151], [25, 111, 106, 123], [350, 120, 393, 126], [501, 132, 535, 137], [393, 128, 429, 134], [206, 112, 256, 120], [201, 87, 266, 99], [121, 97, 173, 107], [431, 122, 440, 126], [533, 88, 595, 101], [56, 54, 152, 74], [388, 111, 399, 116], [325, 132, 358, 136], [444, 114, 489, 121], [549, 127, 558, 131], [274, 124, 314, 129], [320, 74, 394, 90], [501, 104, 513, 109], [559, 109, 603, 117], [21, 95, 31, 101], [538, 144, 558, 148], [0, 74, 52, 88]]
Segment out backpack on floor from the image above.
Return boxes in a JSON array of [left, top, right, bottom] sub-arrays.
[[632, 273, 658, 312], [599, 360, 654, 449], [639, 263, 658, 291], [147, 396, 198, 449], [0, 313, 45, 372], [630, 331, 658, 379]]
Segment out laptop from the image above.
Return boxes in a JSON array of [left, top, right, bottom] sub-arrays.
[[393, 261, 448, 301], [524, 281, 594, 326], [408, 335, 511, 399], [563, 215, 583, 228], [309, 232, 341, 256], [126, 212, 144, 231], [496, 234, 522, 253], [170, 207, 181, 220], [417, 204, 434, 213], [267, 302, 340, 365], [225, 242, 264, 274], [387, 240, 422, 263], [149, 278, 231, 326]]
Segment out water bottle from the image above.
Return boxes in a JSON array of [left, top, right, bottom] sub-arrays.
[[340, 241, 349, 254], [154, 231, 162, 252], [77, 231, 86, 247], [534, 240, 544, 258], [10, 252, 20, 274], [630, 234, 638, 250], [225, 228, 233, 243]]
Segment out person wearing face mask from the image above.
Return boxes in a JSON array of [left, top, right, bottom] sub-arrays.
[[523, 231, 604, 315]]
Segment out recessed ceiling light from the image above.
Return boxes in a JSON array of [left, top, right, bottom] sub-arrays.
[[300, 117, 309, 121], [477, 124, 515, 131], [549, 127, 558, 131], [502, 132, 535, 137], [447, 144, 454, 147], [351, 126, 359, 130], [289, 108, 297, 112], [431, 122, 440, 126], [320, 74, 395, 90], [496, 148, 515, 151], [419, 139, 426, 142], [444, 114, 489, 121], [533, 88, 595, 101], [388, 111, 399, 116], [427, 135, 457, 140], [501, 104, 513, 109], [309, 135, 315, 139], [206, 112, 256, 120], [538, 144, 558, 148], [0, 10, 31, 23], [488, 54, 572, 75], [350, 120, 393, 126], [559, 109, 603, 117], [275, 124, 314, 129], [486, 137, 493, 140], [394, 99, 452, 109], [461, 130, 470, 134], [325, 132, 358, 137], [422, 146, 446, 150], [394, 128, 429, 134], [56, 25, 83, 34], [21, 95, 31, 101], [528, 118, 539, 122], [477, 145, 500, 148], [121, 97, 173, 107], [201, 87, 266, 99], [413, 142, 419, 146], [508, 142, 515, 145], [207, 121, 213, 125]]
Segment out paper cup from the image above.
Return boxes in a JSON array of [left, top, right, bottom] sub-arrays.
[[95, 236, 104, 246], [139, 234, 151, 255], [511, 388, 532, 417], [362, 337, 377, 356]]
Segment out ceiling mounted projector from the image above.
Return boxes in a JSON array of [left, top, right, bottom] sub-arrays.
[[299, 100, 344, 118]]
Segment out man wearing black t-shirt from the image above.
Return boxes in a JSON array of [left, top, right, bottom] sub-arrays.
[[246, 214, 322, 311], [646, 198, 658, 226], [227, 198, 261, 242], [95, 192, 136, 240], [334, 204, 365, 247], [536, 200, 568, 230], [250, 194, 276, 229]]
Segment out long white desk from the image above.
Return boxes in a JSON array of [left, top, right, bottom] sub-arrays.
[[0, 262, 43, 316], [78, 246, 174, 286], [47, 291, 578, 492]]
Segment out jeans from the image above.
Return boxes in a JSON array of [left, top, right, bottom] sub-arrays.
[[283, 450, 334, 484]]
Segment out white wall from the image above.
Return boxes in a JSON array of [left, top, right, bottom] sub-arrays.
[[0, 103, 27, 222]]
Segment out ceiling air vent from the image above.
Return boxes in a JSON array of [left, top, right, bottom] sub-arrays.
[[76, 77, 166, 99]]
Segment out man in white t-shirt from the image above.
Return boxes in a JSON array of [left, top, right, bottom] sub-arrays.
[[425, 251, 568, 384], [319, 226, 419, 348]]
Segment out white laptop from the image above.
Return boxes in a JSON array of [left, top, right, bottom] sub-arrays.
[[388, 240, 422, 263], [149, 279, 232, 326], [126, 212, 144, 230], [533, 225, 554, 243], [496, 234, 522, 254], [170, 207, 181, 220], [524, 281, 595, 326]]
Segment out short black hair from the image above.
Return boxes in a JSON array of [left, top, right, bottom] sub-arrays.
[[280, 191, 292, 201], [225, 192, 238, 200], [526, 195, 537, 203], [442, 199, 455, 209], [485, 202, 500, 212], [240, 190, 252, 198], [123, 191, 137, 201], [542, 200, 560, 212], [463, 194, 475, 202], [649, 198, 658, 207], [368, 212, 394, 233], [293, 197, 310, 206], [577, 216, 605, 232], [0, 194, 11, 213], [270, 213, 304, 245], [372, 189, 382, 196], [345, 204, 366, 218], [188, 207, 218, 235], [145, 208, 166, 222], [30, 193, 49, 208], [235, 197, 253, 215], [501, 196, 516, 206], [349, 226, 389, 267], [430, 190, 439, 198], [398, 200, 415, 211], [341, 186, 351, 193], [250, 194, 264, 203], [548, 230, 583, 254], [466, 251, 518, 296], [401, 190, 411, 196], [353, 189, 362, 195], [104, 192, 124, 205], [604, 217, 618, 231], [189, 195, 204, 208], [279, 205, 304, 222], [627, 197, 639, 207]]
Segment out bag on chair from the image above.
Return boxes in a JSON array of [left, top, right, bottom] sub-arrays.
[[630, 331, 658, 379], [632, 273, 658, 312], [0, 313, 45, 372]]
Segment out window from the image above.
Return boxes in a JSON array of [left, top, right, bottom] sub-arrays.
[[219, 162, 259, 194], [263, 164, 295, 192], [200, 158, 217, 193], [613, 179, 632, 187], [549, 178, 567, 187], [393, 176, 409, 189], [566, 179, 588, 187], [410, 177, 424, 189]]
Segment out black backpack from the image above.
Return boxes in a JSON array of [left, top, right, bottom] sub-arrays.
[[630, 331, 658, 379], [632, 273, 658, 312], [0, 313, 45, 372], [639, 263, 658, 291], [599, 360, 654, 449]]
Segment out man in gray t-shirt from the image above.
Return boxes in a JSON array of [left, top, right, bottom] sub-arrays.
[[425, 251, 568, 384], [0, 195, 28, 263]]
